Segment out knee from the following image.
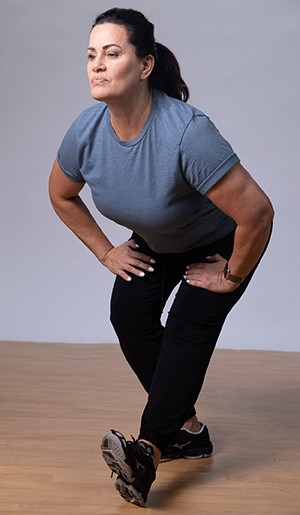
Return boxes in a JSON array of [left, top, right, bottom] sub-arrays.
[[110, 296, 139, 337], [165, 312, 220, 347], [110, 302, 126, 335]]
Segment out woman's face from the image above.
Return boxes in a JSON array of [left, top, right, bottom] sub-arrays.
[[87, 23, 150, 103]]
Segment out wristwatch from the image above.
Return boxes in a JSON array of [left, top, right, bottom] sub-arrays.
[[224, 262, 245, 284]]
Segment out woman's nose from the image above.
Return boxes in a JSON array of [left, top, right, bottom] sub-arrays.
[[92, 56, 106, 72]]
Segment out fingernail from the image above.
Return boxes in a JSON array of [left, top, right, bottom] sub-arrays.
[[186, 279, 190, 283], [148, 266, 154, 272], [206, 256, 211, 259], [135, 244, 140, 248], [186, 265, 189, 269], [183, 274, 187, 279], [139, 271, 145, 277], [150, 259, 156, 264], [127, 277, 132, 281]]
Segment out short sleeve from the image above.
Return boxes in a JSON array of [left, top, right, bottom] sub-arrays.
[[57, 119, 85, 183], [180, 115, 240, 195]]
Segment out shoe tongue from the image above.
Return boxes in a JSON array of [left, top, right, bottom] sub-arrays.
[[138, 441, 154, 456]]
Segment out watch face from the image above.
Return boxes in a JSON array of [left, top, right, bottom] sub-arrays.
[[224, 263, 244, 283], [224, 262, 229, 279]]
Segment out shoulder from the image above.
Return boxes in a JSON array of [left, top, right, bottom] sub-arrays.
[[57, 102, 108, 180], [70, 102, 108, 134], [152, 89, 208, 143]]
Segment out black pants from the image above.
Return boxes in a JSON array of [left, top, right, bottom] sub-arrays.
[[110, 229, 266, 453]]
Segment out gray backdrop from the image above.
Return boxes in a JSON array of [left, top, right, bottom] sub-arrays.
[[1, 0, 299, 350]]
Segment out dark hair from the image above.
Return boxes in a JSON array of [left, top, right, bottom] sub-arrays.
[[92, 8, 189, 102]]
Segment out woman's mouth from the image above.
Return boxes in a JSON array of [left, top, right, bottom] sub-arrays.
[[92, 76, 108, 84]]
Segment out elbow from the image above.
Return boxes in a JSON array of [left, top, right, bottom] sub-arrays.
[[262, 196, 274, 225], [254, 196, 274, 233], [48, 171, 58, 209], [238, 195, 274, 234], [48, 183, 59, 213], [48, 184, 56, 210]]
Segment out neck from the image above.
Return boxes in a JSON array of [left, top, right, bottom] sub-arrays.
[[108, 88, 153, 141]]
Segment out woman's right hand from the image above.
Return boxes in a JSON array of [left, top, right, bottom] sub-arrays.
[[49, 161, 155, 282], [101, 239, 156, 281]]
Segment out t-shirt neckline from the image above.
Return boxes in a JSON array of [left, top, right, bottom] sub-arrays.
[[106, 89, 158, 147]]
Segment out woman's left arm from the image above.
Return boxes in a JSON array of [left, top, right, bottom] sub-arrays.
[[185, 163, 274, 292]]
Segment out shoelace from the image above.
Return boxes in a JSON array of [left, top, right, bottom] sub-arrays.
[[108, 435, 151, 479], [128, 437, 153, 457]]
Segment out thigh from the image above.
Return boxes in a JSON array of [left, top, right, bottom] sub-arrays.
[[171, 222, 271, 326], [170, 275, 250, 325], [110, 236, 186, 391], [110, 236, 185, 334]]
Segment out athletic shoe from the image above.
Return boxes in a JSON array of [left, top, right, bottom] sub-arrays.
[[101, 429, 156, 507], [160, 422, 213, 462]]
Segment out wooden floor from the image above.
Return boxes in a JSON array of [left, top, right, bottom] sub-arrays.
[[0, 341, 299, 515]]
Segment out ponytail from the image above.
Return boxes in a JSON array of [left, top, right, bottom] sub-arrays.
[[150, 43, 189, 103]]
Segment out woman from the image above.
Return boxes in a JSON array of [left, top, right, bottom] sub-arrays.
[[49, 7, 274, 507]]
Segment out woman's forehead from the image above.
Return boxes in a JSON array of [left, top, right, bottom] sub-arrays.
[[89, 23, 129, 47]]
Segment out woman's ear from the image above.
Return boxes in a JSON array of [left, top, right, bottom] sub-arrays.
[[141, 54, 155, 80]]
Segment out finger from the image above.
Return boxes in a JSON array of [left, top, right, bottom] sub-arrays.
[[127, 249, 156, 266], [206, 254, 223, 262], [185, 272, 204, 284], [126, 240, 156, 264], [185, 269, 210, 286], [113, 261, 147, 280], [118, 270, 133, 282], [139, 253, 156, 265], [184, 274, 205, 288], [125, 264, 149, 278], [186, 262, 205, 272], [128, 239, 140, 250], [129, 256, 155, 272], [127, 240, 156, 263]]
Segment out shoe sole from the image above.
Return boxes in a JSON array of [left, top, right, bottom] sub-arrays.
[[101, 430, 134, 484], [115, 477, 145, 507], [160, 451, 212, 463]]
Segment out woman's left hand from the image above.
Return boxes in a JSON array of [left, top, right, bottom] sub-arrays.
[[185, 254, 240, 293]]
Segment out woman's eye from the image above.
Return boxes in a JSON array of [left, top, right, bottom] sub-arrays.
[[87, 52, 119, 61]]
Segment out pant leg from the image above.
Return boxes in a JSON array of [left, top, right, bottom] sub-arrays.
[[138, 231, 267, 452], [110, 234, 186, 394]]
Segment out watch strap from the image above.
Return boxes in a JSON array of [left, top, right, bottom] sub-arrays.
[[224, 262, 245, 284]]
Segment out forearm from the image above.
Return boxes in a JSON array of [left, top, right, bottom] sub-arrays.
[[51, 195, 114, 263], [186, 214, 273, 293], [228, 216, 273, 279], [186, 163, 274, 291]]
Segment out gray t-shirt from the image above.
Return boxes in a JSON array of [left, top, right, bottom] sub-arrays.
[[57, 89, 239, 253]]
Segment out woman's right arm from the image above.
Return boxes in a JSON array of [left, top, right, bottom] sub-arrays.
[[49, 159, 155, 281]]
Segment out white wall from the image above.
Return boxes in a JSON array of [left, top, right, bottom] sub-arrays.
[[0, 0, 299, 350]]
